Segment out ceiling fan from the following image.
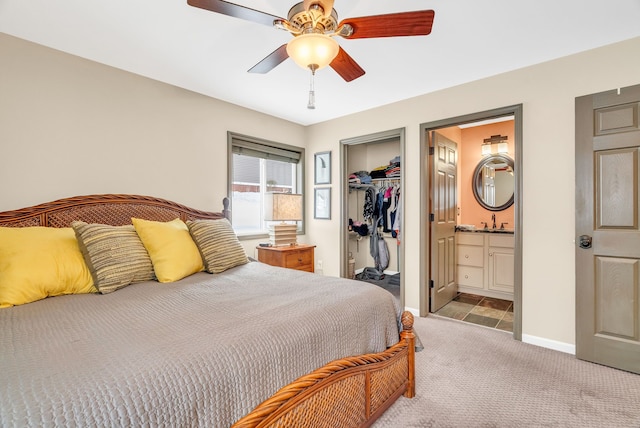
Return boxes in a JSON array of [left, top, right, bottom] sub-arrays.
[[187, 0, 435, 83]]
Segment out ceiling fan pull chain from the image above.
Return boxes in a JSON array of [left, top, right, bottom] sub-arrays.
[[307, 66, 316, 109]]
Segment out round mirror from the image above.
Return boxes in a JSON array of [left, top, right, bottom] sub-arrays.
[[472, 154, 514, 211]]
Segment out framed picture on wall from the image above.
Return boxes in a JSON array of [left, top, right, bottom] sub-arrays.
[[314, 187, 331, 219], [314, 151, 331, 185]]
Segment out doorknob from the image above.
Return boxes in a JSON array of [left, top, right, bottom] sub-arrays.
[[578, 235, 592, 249]]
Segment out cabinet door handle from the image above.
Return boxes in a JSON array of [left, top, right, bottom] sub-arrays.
[[489, 252, 493, 256]]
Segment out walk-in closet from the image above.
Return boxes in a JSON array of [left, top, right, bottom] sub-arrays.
[[341, 131, 404, 302]]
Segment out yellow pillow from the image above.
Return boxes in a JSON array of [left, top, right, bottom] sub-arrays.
[[0, 227, 95, 308], [132, 218, 203, 283]]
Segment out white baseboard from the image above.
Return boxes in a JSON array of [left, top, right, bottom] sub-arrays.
[[404, 307, 420, 317], [522, 334, 575, 355]]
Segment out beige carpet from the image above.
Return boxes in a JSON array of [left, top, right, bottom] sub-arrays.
[[373, 315, 640, 427]]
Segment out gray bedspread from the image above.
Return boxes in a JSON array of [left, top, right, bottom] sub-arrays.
[[0, 261, 401, 427]]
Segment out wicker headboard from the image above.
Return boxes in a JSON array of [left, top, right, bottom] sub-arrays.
[[0, 194, 230, 228]]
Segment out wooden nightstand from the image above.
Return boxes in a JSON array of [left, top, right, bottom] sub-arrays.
[[256, 244, 315, 273]]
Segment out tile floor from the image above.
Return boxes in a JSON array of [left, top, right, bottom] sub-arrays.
[[435, 292, 513, 332]]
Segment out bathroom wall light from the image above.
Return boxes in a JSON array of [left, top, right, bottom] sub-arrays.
[[482, 135, 509, 156]]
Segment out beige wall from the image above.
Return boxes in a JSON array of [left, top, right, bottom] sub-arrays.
[[0, 33, 306, 256], [306, 36, 640, 347], [3, 31, 640, 349]]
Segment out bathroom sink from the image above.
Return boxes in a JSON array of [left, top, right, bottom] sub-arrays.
[[487, 229, 514, 234], [455, 227, 514, 234], [467, 228, 514, 234]]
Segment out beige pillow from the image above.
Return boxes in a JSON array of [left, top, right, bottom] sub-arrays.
[[0, 226, 95, 308], [187, 219, 249, 273], [132, 217, 203, 283], [72, 221, 155, 294]]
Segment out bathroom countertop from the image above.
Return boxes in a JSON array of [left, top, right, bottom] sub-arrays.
[[456, 228, 514, 234]]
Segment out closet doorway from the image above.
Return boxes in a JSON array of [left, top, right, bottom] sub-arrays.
[[420, 105, 523, 340], [340, 128, 406, 308]]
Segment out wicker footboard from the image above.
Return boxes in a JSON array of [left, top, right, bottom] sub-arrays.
[[233, 312, 416, 428]]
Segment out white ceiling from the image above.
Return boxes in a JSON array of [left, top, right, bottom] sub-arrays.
[[2, 0, 640, 126]]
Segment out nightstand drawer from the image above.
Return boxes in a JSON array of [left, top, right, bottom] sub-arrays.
[[284, 250, 313, 269], [256, 244, 315, 273]]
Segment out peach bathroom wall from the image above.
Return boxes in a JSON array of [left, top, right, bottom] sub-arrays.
[[459, 121, 515, 229]]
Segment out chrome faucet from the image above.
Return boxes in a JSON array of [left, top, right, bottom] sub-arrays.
[[491, 214, 496, 230]]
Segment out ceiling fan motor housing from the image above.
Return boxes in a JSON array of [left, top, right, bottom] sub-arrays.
[[287, 2, 339, 34]]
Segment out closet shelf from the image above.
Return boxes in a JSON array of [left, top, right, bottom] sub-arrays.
[[348, 183, 377, 190], [348, 231, 364, 240], [348, 230, 397, 240], [348, 177, 400, 191]]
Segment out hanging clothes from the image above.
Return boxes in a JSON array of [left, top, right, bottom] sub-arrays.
[[369, 222, 390, 273], [392, 191, 402, 244], [375, 188, 385, 229], [389, 186, 399, 238], [363, 187, 376, 222], [381, 186, 394, 233]]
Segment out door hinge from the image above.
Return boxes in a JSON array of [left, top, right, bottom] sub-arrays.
[[429, 279, 434, 289], [429, 146, 434, 155], [429, 213, 434, 222]]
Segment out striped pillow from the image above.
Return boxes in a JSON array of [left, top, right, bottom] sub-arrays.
[[187, 219, 248, 274], [72, 221, 155, 294]]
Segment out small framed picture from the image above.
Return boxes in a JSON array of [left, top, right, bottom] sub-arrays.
[[314, 187, 331, 220], [314, 151, 331, 185]]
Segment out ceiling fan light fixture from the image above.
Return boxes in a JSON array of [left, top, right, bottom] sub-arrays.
[[286, 33, 339, 70]]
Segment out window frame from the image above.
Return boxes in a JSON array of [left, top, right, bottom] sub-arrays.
[[227, 132, 305, 240]]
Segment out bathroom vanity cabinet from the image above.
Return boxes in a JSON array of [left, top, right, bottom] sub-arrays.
[[456, 232, 514, 300]]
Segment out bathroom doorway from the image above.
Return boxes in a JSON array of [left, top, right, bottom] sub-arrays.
[[419, 105, 523, 340]]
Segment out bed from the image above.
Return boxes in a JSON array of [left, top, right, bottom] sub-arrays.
[[0, 194, 415, 428]]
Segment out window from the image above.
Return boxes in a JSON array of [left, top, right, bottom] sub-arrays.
[[227, 133, 305, 238]]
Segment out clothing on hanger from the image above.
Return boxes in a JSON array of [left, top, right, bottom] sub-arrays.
[[363, 187, 376, 221], [392, 191, 401, 243]]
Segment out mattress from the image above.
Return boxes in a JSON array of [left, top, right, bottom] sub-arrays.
[[0, 261, 400, 427]]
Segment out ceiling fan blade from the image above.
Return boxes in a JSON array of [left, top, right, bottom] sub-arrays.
[[330, 47, 365, 82], [248, 44, 289, 74], [339, 10, 435, 39], [187, 0, 283, 27]]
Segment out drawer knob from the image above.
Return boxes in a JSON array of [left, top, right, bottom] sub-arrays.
[[465, 275, 469, 279], [465, 254, 469, 258]]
